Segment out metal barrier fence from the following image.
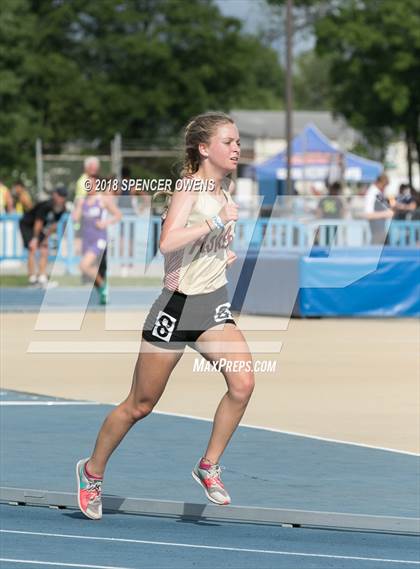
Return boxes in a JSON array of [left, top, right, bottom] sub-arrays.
[[1, 214, 419, 272]]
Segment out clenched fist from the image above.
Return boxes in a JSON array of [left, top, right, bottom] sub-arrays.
[[219, 202, 238, 225]]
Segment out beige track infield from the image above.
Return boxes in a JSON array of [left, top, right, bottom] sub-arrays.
[[2, 311, 419, 454]]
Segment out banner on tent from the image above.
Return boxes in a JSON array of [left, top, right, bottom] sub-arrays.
[[276, 166, 363, 181]]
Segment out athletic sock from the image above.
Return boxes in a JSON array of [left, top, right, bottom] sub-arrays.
[[84, 462, 102, 481], [199, 457, 215, 470]]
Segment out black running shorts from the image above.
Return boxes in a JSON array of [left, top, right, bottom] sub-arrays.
[[142, 285, 236, 350], [19, 220, 47, 249]]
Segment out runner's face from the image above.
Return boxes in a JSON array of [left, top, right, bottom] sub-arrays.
[[204, 123, 240, 174]]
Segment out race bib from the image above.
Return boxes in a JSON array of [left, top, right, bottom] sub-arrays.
[[88, 206, 101, 217], [152, 311, 177, 342]]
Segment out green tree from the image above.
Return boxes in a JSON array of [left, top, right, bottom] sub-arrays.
[[267, 0, 420, 179], [0, 0, 283, 182], [0, 0, 40, 181], [315, 0, 420, 179], [293, 50, 331, 110]]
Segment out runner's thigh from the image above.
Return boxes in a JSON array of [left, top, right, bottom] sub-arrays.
[[128, 339, 184, 407]]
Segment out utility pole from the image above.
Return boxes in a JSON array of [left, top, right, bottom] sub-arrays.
[[112, 133, 122, 181], [285, 0, 293, 194], [36, 138, 43, 199]]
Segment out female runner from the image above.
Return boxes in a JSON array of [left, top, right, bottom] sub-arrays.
[[76, 112, 255, 519]]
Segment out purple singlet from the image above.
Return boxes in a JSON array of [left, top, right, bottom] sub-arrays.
[[81, 197, 107, 256]]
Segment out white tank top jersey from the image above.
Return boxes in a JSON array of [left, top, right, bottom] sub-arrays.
[[163, 182, 236, 295]]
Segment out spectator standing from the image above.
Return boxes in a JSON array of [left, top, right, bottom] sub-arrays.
[[317, 182, 345, 219], [314, 182, 345, 246], [75, 157, 100, 200], [0, 180, 13, 213], [12, 181, 33, 214], [393, 184, 417, 220], [363, 174, 393, 245]]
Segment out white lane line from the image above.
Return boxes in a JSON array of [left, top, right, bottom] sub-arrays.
[[0, 402, 100, 406], [0, 560, 131, 569], [1, 529, 419, 565], [153, 410, 420, 457], [3, 396, 417, 456]]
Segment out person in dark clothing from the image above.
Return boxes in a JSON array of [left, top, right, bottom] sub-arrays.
[[317, 181, 345, 219], [393, 184, 417, 220], [19, 187, 68, 285], [411, 190, 420, 220], [315, 182, 345, 246]]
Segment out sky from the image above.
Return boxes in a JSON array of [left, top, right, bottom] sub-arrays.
[[215, 0, 274, 32], [214, 0, 315, 58]]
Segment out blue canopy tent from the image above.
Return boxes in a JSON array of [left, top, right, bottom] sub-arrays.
[[251, 124, 383, 205]]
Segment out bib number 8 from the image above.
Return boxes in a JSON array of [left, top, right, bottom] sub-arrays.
[[152, 311, 177, 342]]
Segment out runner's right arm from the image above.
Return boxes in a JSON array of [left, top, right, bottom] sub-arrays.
[[159, 189, 209, 254]]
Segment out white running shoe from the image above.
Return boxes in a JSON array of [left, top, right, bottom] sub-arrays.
[[192, 458, 231, 505], [76, 458, 103, 520], [37, 274, 48, 286]]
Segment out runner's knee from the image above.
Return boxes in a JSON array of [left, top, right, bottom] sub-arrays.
[[227, 372, 255, 403], [126, 400, 154, 423]]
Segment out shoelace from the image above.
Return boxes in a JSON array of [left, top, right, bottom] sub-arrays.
[[207, 465, 225, 489], [208, 464, 223, 476], [86, 480, 102, 503]]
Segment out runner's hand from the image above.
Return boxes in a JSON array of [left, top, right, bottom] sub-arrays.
[[219, 202, 238, 225]]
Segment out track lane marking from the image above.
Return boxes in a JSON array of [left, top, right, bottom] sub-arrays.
[[1, 529, 419, 564], [0, 560, 130, 569], [0, 402, 100, 406]]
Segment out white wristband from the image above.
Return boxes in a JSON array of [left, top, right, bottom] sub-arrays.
[[212, 215, 224, 229]]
